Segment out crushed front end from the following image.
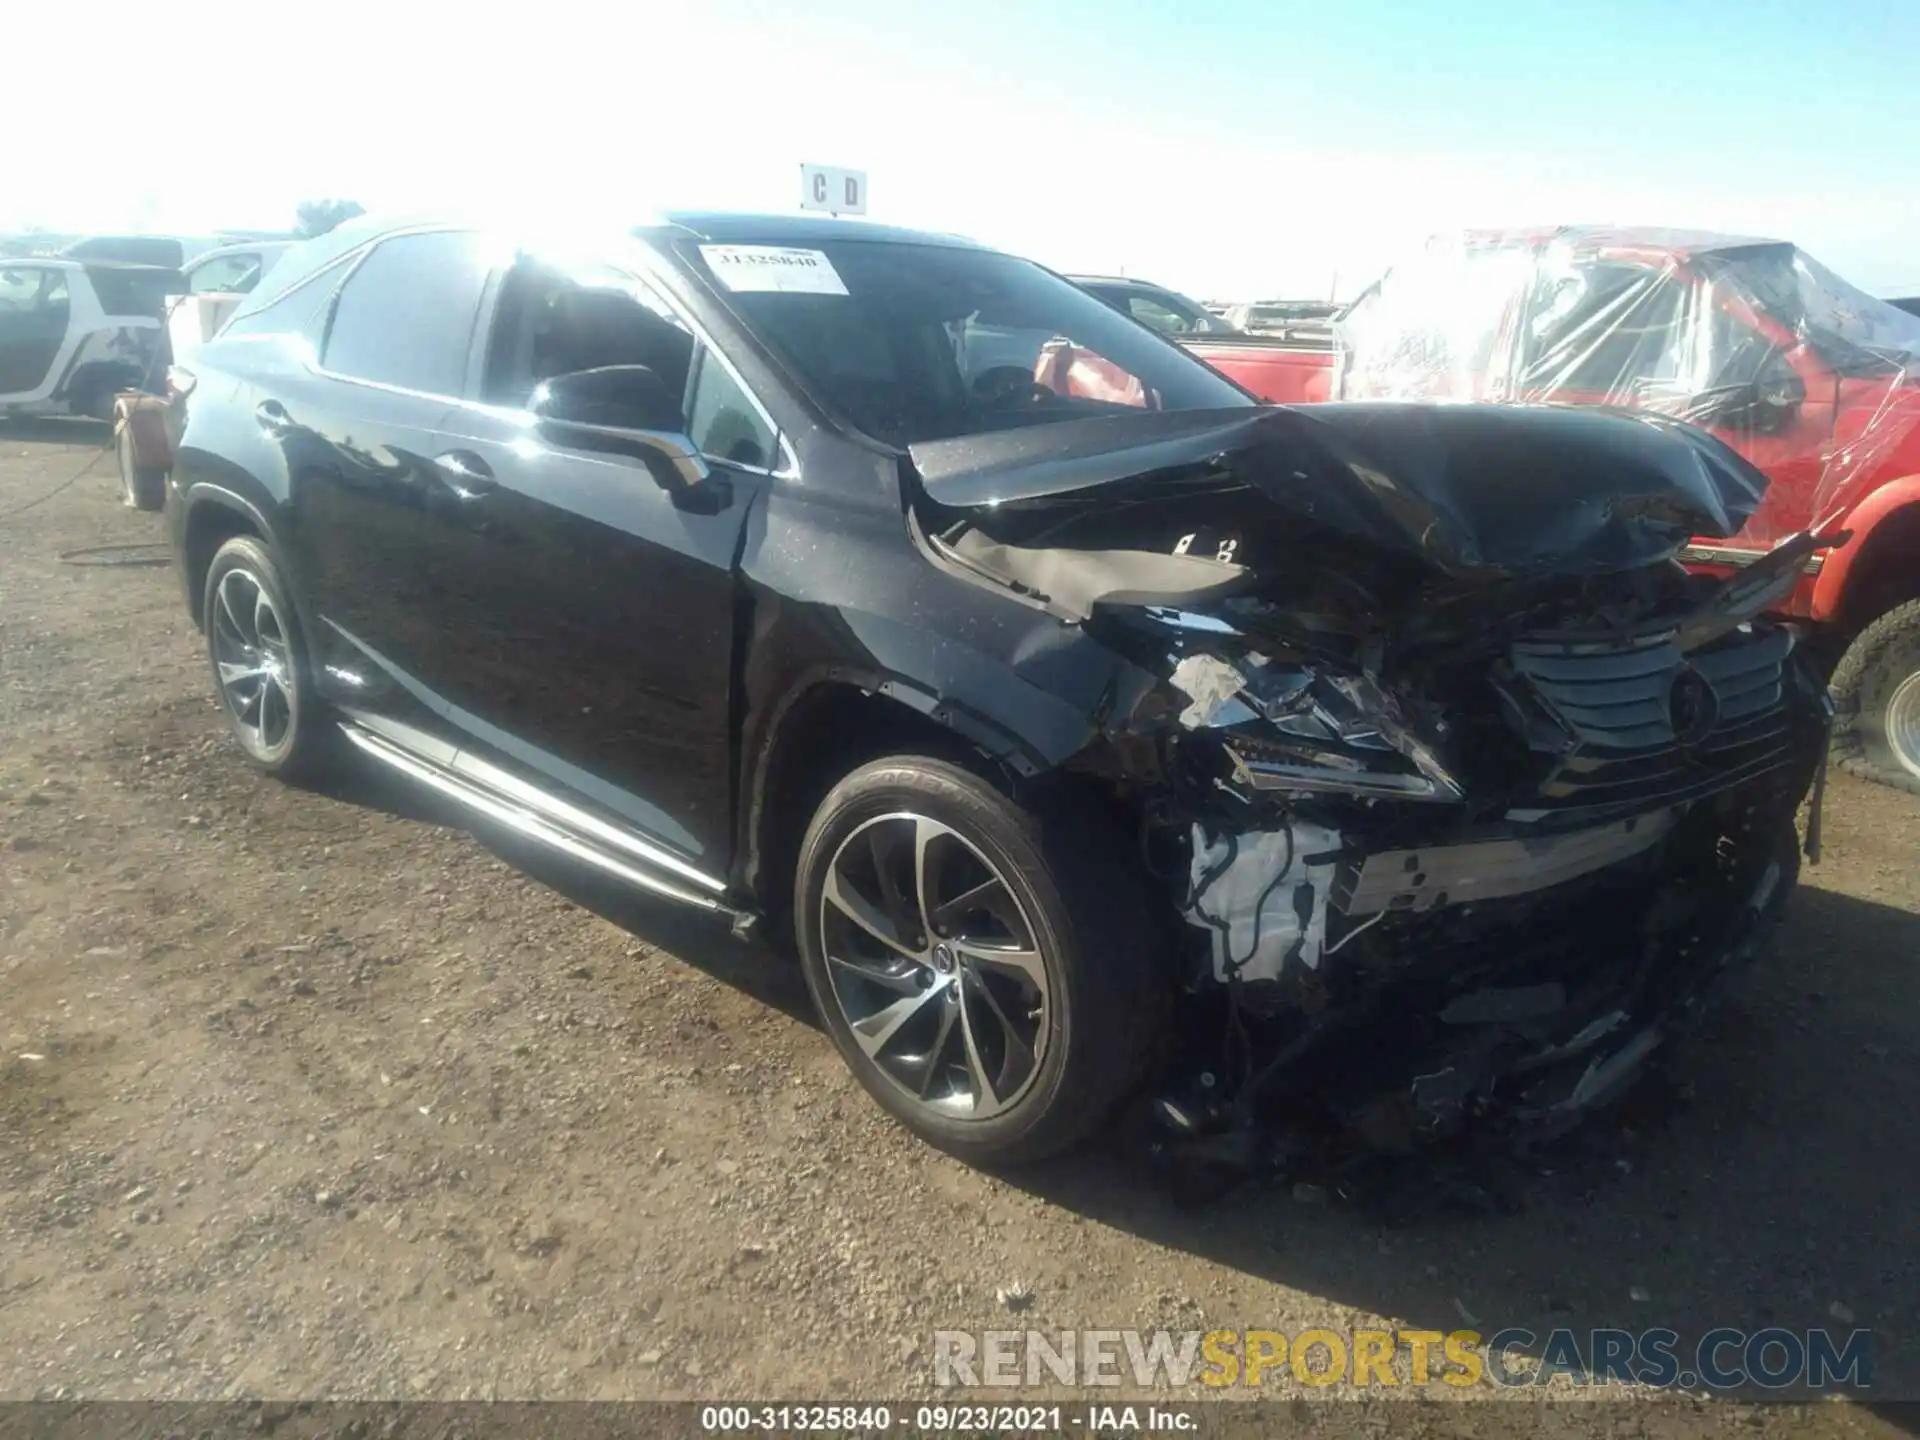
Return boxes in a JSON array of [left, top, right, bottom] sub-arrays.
[[909, 404, 1833, 1164], [1101, 564, 1828, 1158]]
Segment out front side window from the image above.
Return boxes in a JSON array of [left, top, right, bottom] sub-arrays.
[[683, 240, 1249, 447], [483, 259, 695, 409], [484, 257, 778, 468], [321, 231, 490, 395], [685, 349, 778, 468]]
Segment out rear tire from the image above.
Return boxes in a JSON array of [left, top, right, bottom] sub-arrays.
[[1829, 598, 1920, 795], [116, 421, 165, 511], [794, 756, 1166, 1166], [202, 536, 336, 783]]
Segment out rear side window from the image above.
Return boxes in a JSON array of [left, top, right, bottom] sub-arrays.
[[322, 231, 489, 396]]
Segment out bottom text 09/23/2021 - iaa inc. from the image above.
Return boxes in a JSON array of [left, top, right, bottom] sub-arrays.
[[156, 211, 1832, 1181]]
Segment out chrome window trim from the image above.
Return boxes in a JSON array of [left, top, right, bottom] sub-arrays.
[[276, 222, 799, 479]]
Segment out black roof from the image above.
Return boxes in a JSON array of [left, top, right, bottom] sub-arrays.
[[231, 210, 997, 328], [654, 212, 986, 250]]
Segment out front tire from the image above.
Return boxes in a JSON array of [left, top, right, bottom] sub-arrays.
[[794, 756, 1166, 1166], [202, 536, 334, 782], [1830, 598, 1920, 795]]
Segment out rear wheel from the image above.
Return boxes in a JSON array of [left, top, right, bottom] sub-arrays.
[[794, 756, 1165, 1166], [202, 536, 335, 782], [1830, 598, 1920, 795]]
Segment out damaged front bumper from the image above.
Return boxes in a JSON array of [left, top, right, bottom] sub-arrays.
[[1160, 766, 1813, 1162], [1126, 555, 1832, 1164], [1389, 812, 1795, 1149]]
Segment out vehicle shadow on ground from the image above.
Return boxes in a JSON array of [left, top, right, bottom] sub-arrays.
[[1014, 882, 1920, 1400], [0, 417, 112, 447], [486, 831, 816, 1024], [308, 760, 1918, 1399], [306, 760, 816, 1026]]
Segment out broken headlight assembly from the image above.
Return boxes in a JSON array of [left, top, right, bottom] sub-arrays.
[[1155, 619, 1465, 805]]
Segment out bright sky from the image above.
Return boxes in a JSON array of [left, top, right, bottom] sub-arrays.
[[9, 0, 1919, 299]]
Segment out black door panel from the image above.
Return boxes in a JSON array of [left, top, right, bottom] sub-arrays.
[[283, 229, 493, 736], [408, 406, 761, 867], [272, 367, 457, 734]]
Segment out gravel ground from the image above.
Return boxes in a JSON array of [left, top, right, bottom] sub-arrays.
[[1, 419, 1916, 1433]]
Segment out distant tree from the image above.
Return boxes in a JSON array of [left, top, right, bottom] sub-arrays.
[[294, 199, 366, 238]]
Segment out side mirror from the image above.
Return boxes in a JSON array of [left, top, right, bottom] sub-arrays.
[[529, 365, 709, 488], [531, 363, 681, 431]]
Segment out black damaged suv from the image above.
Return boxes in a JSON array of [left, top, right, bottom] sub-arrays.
[[162, 212, 1830, 1166]]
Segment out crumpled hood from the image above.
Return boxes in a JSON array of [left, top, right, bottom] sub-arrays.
[[910, 403, 1771, 580]]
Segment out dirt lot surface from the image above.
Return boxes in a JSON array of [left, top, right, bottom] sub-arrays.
[[2, 421, 1917, 1432]]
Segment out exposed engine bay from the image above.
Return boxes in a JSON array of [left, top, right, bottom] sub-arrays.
[[909, 403, 1833, 1172]]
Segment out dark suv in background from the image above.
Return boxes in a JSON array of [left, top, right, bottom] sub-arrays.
[[161, 212, 1829, 1170]]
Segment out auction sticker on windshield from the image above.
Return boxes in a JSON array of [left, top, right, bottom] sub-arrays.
[[699, 245, 849, 295]]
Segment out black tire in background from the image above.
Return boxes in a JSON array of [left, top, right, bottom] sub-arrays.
[[793, 755, 1167, 1167], [1829, 597, 1920, 796], [201, 535, 336, 783]]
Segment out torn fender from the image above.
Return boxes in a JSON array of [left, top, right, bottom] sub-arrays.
[[911, 403, 1772, 581]]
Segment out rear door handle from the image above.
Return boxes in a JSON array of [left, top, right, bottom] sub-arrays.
[[431, 450, 498, 500]]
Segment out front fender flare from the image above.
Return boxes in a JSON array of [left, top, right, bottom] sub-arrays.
[[734, 604, 1138, 901], [1811, 474, 1920, 623], [176, 482, 293, 629]]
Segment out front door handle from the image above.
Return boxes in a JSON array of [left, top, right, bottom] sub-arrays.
[[431, 450, 498, 500]]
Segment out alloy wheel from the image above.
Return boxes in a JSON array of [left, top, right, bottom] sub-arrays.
[[211, 568, 297, 758], [819, 812, 1052, 1121], [1887, 670, 1920, 779]]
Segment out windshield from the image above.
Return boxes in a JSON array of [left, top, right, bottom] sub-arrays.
[[680, 239, 1251, 447], [1696, 245, 1920, 377]]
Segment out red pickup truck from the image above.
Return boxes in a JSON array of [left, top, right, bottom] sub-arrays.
[[1061, 239, 1920, 790], [1332, 227, 1920, 792]]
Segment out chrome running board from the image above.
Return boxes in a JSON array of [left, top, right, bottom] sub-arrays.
[[337, 720, 744, 919]]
